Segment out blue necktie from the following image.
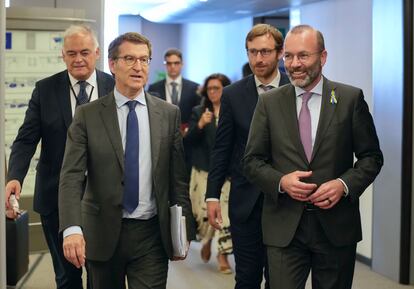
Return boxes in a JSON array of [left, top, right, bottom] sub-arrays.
[[123, 101, 139, 213], [77, 81, 89, 105]]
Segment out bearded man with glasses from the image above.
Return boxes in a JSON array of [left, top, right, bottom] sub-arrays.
[[243, 24, 383, 289], [206, 23, 289, 289]]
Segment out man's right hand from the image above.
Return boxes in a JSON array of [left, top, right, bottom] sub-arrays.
[[207, 200, 222, 230], [280, 170, 317, 202], [5, 180, 21, 209], [63, 234, 86, 268]]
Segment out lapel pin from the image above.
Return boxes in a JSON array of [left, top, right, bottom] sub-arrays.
[[330, 89, 337, 104]]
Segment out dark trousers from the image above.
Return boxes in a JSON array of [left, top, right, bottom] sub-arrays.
[[87, 217, 168, 289], [40, 211, 84, 289], [267, 210, 357, 289], [230, 195, 269, 289]]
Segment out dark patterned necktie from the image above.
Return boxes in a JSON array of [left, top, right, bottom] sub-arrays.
[[299, 92, 313, 161], [171, 82, 178, 105], [76, 81, 89, 105], [259, 84, 274, 92], [123, 100, 139, 213]]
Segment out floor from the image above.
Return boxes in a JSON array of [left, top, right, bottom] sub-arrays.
[[9, 241, 414, 289]]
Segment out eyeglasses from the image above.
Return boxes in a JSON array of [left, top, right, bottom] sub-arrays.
[[246, 48, 276, 57], [164, 61, 182, 66], [283, 51, 322, 63], [116, 55, 151, 66], [207, 86, 222, 92]]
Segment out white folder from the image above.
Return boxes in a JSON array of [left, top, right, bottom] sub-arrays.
[[169, 205, 188, 257]]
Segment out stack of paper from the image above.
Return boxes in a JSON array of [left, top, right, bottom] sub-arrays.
[[170, 205, 188, 257]]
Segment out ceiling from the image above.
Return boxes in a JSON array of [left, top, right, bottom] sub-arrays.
[[117, 0, 325, 23]]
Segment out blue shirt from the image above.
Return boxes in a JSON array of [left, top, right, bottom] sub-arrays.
[[114, 88, 157, 219]]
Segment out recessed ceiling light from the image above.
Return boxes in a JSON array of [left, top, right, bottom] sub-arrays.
[[235, 10, 251, 14]]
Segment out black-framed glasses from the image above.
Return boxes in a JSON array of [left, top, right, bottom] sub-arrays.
[[283, 51, 322, 63], [116, 55, 151, 66], [246, 48, 277, 57]]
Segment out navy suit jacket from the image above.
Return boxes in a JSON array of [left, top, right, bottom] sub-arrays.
[[148, 78, 200, 125], [7, 69, 115, 215], [206, 73, 290, 223]]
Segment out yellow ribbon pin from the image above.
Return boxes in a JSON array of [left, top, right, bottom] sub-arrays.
[[330, 89, 337, 104]]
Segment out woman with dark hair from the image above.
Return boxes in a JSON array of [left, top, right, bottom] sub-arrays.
[[186, 73, 233, 274]]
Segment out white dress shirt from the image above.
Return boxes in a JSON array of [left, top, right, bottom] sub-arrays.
[[165, 75, 183, 104], [68, 70, 99, 116]]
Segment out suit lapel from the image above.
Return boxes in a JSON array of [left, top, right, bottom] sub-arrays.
[[311, 78, 337, 160], [99, 93, 124, 171], [57, 71, 72, 129], [279, 85, 309, 163], [96, 70, 113, 97], [245, 76, 259, 117], [146, 93, 162, 171]]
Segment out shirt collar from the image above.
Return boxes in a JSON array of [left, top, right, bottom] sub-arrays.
[[254, 70, 281, 89], [295, 76, 324, 97], [68, 70, 97, 88], [166, 75, 182, 86], [114, 88, 147, 108]]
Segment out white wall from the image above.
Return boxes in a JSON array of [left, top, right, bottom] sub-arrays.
[[296, 0, 374, 259], [181, 17, 253, 84], [372, 0, 403, 282]]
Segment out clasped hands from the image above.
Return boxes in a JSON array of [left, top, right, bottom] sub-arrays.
[[280, 170, 345, 209]]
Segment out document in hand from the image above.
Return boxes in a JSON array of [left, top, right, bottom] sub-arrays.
[[170, 204, 188, 257]]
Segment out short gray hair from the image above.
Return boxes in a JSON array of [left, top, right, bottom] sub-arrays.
[[63, 24, 99, 49]]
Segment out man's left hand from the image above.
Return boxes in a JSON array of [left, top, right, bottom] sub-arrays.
[[308, 179, 345, 209], [172, 241, 191, 261]]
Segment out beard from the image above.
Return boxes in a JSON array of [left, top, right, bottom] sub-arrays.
[[286, 59, 322, 89], [252, 59, 279, 79]]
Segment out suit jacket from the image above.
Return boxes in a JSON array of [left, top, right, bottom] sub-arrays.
[[243, 77, 383, 247], [58, 92, 196, 261], [148, 78, 200, 125], [7, 70, 114, 216], [205, 73, 290, 223]]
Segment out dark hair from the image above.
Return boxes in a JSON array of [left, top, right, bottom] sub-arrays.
[[245, 23, 284, 52], [200, 73, 231, 111], [164, 48, 182, 61], [108, 32, 152, 60]]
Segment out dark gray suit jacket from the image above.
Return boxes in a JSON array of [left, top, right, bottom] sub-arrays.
[[7, 70, 114, 215], [58, 91, 196, 261], [243, 77, 383, 247]]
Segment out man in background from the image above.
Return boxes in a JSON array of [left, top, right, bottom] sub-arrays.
[[148, 48, 200, 175], [206, 24, 289, 289], [5, 25, 114, 289], [243, 25, 383, 289]]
